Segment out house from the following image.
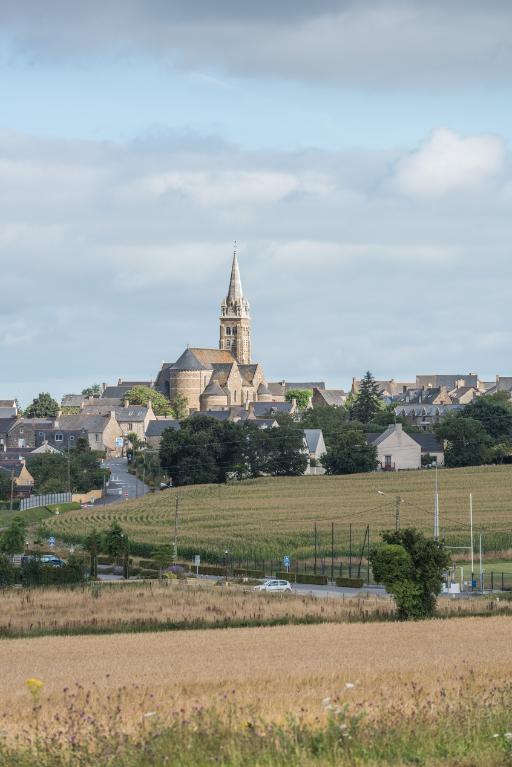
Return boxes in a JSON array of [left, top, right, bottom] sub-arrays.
[[267, 381, 325, 402], [0, 417, 17, 451], [0, 400, 18, 418], [408, 433, 445, 465], [352, 378, 415, 398], [367, 424, 421, 471], [448, 386, 480, 405], [81, 400, 155, 441], [7, 418, 55, 449], [311, 388, 347, 408], [303, 429, 327, 475], [415, 373, 480, 390], [100, 380, 154, 399], [249, 401, 296, 419], [394, 404, 463, 430], [145, 419, 181, 448], [0, 458, 35, 498]]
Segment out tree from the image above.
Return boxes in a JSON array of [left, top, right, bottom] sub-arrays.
[[84, 528, 102, 578], [435, 413, 491, 467], [104, 522, 129, 577], [322, 429, 378, 475], [81, 384, 102, 397], [172, 393, 189, 419], [349, 372, 382, 424], [152, 544, 174, 577], [24, 392, 59, 418], [27, 449, 107, 493], [463, 395, 512, 442], [0, 470, 12, 502], [300, 405, 349, 448], [123, 386, 174, 416], [285, 389, 312, 411], [0, 516, 27, 555], [126, 432, 141, 451], [0, 554, 15, 587], [370, 528, 450, 619]]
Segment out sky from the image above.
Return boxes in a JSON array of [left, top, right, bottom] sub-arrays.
[[1, 0, 511, 406]]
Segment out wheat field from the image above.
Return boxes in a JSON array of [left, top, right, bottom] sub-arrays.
[[47, 465, 512, 560], [1, 616, 512, 738]]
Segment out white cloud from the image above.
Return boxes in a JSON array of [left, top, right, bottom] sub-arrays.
[[392, 128, 506, 197]]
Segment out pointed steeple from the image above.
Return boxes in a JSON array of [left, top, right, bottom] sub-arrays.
[[227, 244, 244, 303]]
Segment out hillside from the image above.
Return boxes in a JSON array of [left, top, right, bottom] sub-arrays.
[[46, 465, 512, 562]]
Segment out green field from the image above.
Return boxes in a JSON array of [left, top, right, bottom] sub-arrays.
[[44, 465, 512, 562]]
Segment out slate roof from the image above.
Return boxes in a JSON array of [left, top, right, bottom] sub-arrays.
[[0, 417, 17, 433], [54, 414, 112, 432], [202, 381, 228, 397], [101, 385, 133, 398], [314, 389, 346, 407], [303, 429, 324, 454], [171, 348, 211, 371], [0, 400, 16, 407], [145, 420, 181, 437], [409, 433, 444, 453], [251, 402, 294, 418], [257, 382, 271, 395], [238, 364, 259, 384], [395, 404, 463, 417], [61, 394, 86, 408]]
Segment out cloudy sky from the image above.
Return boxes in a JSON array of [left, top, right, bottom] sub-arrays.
[[1, 1, 511, 405]]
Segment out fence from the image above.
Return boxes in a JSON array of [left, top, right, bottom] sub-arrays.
[[20, 492, 72, 511]]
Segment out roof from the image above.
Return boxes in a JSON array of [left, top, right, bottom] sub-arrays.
[[171, 348, 211, 371], [409, 433, 444, 453], [257, 382, 271, 394], [54, 414, 112, 432], [367, 424, 419, 448], [0, 400, 16, 407], [395, 404, 463, 417], [82, 404, 148, 420], [251, 402, 294, 418], [0, 417, 17, 433], [303, 429, 324, 453], [227, 251, 244, 303], [0, 407, 17, 418], [313, 389, 346, 407], [145, 419, 181, 437], [239, 364, 259, 384], [61, 394, 86, 407], [189, 348, 236, 366], [201, 381, 228, 398], [101, 385, 133, 398]]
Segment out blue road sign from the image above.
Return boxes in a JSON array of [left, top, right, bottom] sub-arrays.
[[48, 536, 56, 547], [283, 555, 290, 568]]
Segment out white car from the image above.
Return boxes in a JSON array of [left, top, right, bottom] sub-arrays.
[[253, 579, 292, 593]]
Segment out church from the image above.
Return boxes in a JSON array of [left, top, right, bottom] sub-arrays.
[[154, 250, 274, 413]]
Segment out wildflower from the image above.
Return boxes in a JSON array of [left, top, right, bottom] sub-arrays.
[[505, 733, 512, 740], [25, 678, 44, 693], [144, 711, 157, 718], [345, 683, 355, 689], [321, 697, 332, 707]]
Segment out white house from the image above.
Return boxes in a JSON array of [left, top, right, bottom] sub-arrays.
[[367, 423, 421, 471], [303, 429, 327, 475]]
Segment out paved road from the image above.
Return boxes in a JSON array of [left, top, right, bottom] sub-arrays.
[[101, 457, 151, 504]]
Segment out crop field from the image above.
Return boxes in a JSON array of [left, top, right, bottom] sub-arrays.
[[1, 581, 508, 638], [46, 465, 512, 561], [1, 617, 512, 766]]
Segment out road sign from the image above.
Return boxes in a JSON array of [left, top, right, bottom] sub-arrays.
[[115, 437, 124, 448], [194, 554, 200, 575], [48, 536, 56, 547], [283, 555, 290, 571], [123, 490, 129, 498]]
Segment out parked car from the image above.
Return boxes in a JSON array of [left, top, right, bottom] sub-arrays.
[[253, 579, 292, 593], [40, 555, 66, 567]]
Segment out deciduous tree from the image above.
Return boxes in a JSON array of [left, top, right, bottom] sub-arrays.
[[24, 392, 59, 418]]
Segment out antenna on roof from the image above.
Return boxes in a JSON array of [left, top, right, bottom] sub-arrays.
[[233, 240, 237, 257]]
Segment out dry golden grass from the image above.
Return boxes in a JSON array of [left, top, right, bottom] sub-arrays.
[[1, 616, 512, 738], [0, 582, 507, 637], [47, 465, 512, 559]]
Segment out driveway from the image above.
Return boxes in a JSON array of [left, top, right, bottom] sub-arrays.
[[101, 457, 151, 504]]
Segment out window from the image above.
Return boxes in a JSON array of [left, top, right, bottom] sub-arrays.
[[225, 327, 231, 336], [127, 423, 133, 430], [69, 435, 75, 442], [55, 433, 63, 442], [232, 326, 237, 335], [384, 455, 392, 468], [95, 433, 101, 442], [18, 438, 25, 448]]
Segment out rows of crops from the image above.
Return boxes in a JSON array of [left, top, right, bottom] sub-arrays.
[[47, 465, 512, 561]]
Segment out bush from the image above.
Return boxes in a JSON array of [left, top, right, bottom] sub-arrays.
[[138, 568, 159, 578], [275, 572, 328, 585], [198, 564, 227, 576], [21, 562, 85, 586], [139, 559, 157, 569], [336, 577, 364, 588]]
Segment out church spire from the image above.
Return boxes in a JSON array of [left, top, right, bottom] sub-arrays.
[[227, 242, 244, 303]]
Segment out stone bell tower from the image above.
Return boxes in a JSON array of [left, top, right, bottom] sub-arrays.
[[219, 246, 251, 364]]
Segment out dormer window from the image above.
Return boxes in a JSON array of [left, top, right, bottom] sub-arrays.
[[55, 433, 63, 442]]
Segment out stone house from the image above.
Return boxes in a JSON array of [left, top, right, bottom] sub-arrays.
[[145, 419, 181, 448], [81, 400, 155, 441], [394, 404, 463, 430], [311, 388, 347, 408], [0, 458, 35, 497], [367, 424, 421, 471]]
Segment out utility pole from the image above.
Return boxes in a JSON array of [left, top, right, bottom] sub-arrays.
[[469, 493, 474, 589], [434, 464, 439, 541], [331, 522, 334, 581], [314, 521, 318, 575], [9, 469, 14, 511], [349, 523, 352, 578], [395, 496, 401, 531], [479, 530, 483, 592], [173, 490, 180, 564]]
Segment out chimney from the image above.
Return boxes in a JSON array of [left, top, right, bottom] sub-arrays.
[[102, 383, 107, 392]]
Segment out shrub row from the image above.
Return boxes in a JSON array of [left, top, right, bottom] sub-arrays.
[[275, 571, 328, 586], [335, 577, 364, 588], [233, 568, 265, 578]]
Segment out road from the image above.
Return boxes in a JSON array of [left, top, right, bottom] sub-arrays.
[[101, 457, 151, 504]]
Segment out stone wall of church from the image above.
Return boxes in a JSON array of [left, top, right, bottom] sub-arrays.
[[169, 370, 204, 412]]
